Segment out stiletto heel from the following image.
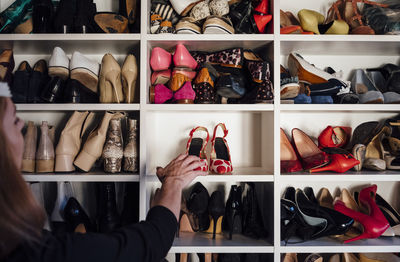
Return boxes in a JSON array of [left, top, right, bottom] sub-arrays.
[[177, 197, 195, 238], [99, 53, 123, 103], [310, 152, 360, 173], [186, 126, 209, 171], [107, 70, 123, 103], [122, 54, 138, 103], [333, 185, 390, 243], [206, 191, 224, 239]]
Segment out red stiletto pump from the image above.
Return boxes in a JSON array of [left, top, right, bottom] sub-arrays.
[[254, 0, 269, 15], [253, 14, 272, 33], [318, 126, 352, 148], [310, 153, 359, 173], [185, 126, 209, 172], [334, 185, 390, 243]]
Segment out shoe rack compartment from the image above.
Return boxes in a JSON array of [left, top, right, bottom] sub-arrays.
[[280, 111, 400, 176], [144, 110, 274, 178], [18, 111, 141, 180], [279, 181, 400, 253], [146, 181, 274, 253], [145, 40, 274, 105], [164, 253, 275, 261]]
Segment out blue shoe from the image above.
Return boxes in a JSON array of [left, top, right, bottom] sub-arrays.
[[294, 93, 312, 104], [0, 0, 32, 33], [311, 95, 333, 104]]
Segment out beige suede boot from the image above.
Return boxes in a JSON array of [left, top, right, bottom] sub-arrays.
[[22, 121, 37, 173], [36, 121, 55, 173], [102, 118, 123, 173], [123, 118, 138, 172], [55, 111, 95, 172], [74, 111, 123, 172], [121, 54, 138, 103]]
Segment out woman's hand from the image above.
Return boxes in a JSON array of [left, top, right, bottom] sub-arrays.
[[156, 154, 207, 190]]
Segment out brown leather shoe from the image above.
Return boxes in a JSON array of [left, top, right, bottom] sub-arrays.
[[102, 118, 124, 173], [22, 121, 37, 173], [94, 13, 129, 33], [169, 73, 189, 92], [99, 53, 123, 103], [74, 112, 123, 172], [36, 121, 55, 173], [55, 111, 95, 172], [123, 118, 138, 172], [121, 54, 138, 103]]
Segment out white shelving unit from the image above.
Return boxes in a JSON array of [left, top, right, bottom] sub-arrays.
[[2, 0, 399, 260]]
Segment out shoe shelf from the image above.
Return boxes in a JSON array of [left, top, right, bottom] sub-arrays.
[[280, 104, 400, 112], [146, 172, 274, 183], [143, 104, 274, 112], [0, 34, 141, 41], [146, 34, 275, 42], [280, 172, 400, 182], [170, 232, 273, 254], [16, 104, 141, 111], [279, 34, 400, 43], [23, 173, 140, 182]]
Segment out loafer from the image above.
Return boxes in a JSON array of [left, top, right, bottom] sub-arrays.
[[216, 73, 246, 98], [12, 61, 31, 103], [203, 15, 234, 34], [28, 59, 48, 103], [48, 47, 70, 80], [70, 51, 100, 94], [176, 17, 202, 34], [41, 76, 65, 103]]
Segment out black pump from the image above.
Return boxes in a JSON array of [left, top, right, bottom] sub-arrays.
[[208, 191, 225, 239], [224, 185, 243, 240], [187, 182, 210, 232]]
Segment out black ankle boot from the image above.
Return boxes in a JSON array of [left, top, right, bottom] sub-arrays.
[[41, 76, 65, 103], [98, 182, 121, 233], [32, 0, 54, 33], [224, 185, 243, 240], [64, 197, 96, 233], [53, 0, 76, 33], [28, 60, 48, 103], [242, 183, 267, 239], [74, 0, 96, 33], [121, 182, 139, 225], [12, 61, 31, 103]]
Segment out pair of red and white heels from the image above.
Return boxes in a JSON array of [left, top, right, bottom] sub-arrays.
[[186, 123, 233, 174]]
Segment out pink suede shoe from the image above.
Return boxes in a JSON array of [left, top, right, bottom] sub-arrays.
[[150, 47, 172, 71], [151, 69, 171, 85], [173, 44, 197, 70], [173, 81, 195, 103], [173, 67, 197, 80], [150, 84, 173, 104]]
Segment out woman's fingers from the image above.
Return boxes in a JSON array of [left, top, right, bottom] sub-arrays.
[[181, 155, 201, 167], [175, 153, 188, 162], [183, 161, 204, 173]]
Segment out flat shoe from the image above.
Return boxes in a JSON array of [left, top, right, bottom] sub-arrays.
[[203, 15, 234, 34]]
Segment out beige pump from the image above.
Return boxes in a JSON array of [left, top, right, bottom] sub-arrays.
[[123, 118, 138, 172], [36, 121, 55, 173], [55, 111, 95, 172], [102, 118, 124, 173], [22, 121, 37, 173], [74, 111, 122, 172], [122, 54, 138, 103], [99, 54, 123, 103]]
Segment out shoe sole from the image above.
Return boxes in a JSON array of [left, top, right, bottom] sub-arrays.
[[288, 53, 332, 84], [49, 66, 69, 80], [176, 28, 201, 34], [36, 159, 54, 173], [70, 68, 99, 94], [281, 83, 300, 99], [22, 159, 35, 173], [55, 154, 75, 172], [203, 17, 234, 34]]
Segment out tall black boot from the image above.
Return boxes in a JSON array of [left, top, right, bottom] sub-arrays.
[[242, 183, 267, 239], [98, 182, 121, 233], [32, 0, 54, 33], [53, 0, 76, 33], [121, 182, 139, 225]]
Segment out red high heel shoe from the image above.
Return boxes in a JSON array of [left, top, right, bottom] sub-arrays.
[[292, 128, 329, 171], [210, 123, 232, 174], [254, 0, 269, 15], [318, 126, 352, 148], [310, 153, 360, 173], [253, 14, 272, 33], [280, 128, 302, 173], [334, 185, 390, 243], [186, 126, 209, 171]]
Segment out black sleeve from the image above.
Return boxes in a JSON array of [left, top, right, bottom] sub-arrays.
[[7, 206, 177, 262]]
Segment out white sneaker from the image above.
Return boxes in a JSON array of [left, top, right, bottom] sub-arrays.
[[70, 51, 100, 93], [48, 47, 70, 80]]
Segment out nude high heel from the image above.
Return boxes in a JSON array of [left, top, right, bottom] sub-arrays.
[[36, 121, 55, 173], [121, 54, 138, 103], [99, 53, 123, 103], [55, 111, 95, 172], [22, 121, 37, 173], [74, 111, 120, 172]]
